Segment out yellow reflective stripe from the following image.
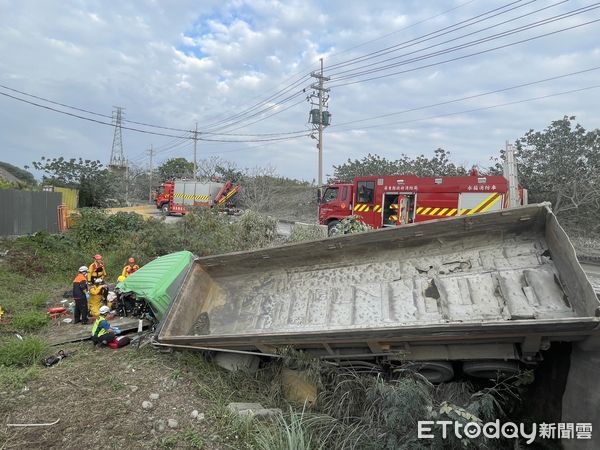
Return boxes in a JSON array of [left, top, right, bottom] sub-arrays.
[[354, 204, 362, 211], [421, 207, 431, 215], [447, 208, 457, 216], [459, 208, 469, 215], [416, 207, 423, 213], [479, 194, 501, 213], [467, 193, 497, 215], [429, 208, 440, 215], [438, 208, 448, 216]]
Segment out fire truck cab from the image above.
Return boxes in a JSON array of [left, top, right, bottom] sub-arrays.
[[319, 173, 523, 235]]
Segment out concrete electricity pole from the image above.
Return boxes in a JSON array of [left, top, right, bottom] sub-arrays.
[[147, 145, 156, 203], [193, 122, 198, 181], [309, 58, 330, 186], [504, 141, 520, 208]]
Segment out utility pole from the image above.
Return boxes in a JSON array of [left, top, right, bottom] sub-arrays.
[[147, 145, 156, 203], [193, 122, 198, 181], [309, 58, 330, 186], [125, 159, 129, 205], [504, 141, 520, 208]]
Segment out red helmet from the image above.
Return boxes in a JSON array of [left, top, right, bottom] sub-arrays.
[[94, 254, 102, 260], [128, 257, 135, 264]]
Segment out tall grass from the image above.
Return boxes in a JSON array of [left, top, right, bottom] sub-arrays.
[[255, 407, 319, 450], [0, 336, 47, 367]]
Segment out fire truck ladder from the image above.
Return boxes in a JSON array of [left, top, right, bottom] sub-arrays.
[[215, 181, 240, 206]]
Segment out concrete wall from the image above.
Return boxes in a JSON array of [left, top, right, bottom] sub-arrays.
[[562, 337, 600, 448]]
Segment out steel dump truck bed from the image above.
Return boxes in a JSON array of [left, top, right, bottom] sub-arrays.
[[157, 204, 599, 361]]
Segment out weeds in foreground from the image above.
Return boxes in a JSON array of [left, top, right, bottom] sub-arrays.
[[10, 311, 49, 333], [255, 407, 319, 450], [0, 366, 40, 390], [0, 336, 47, 367]]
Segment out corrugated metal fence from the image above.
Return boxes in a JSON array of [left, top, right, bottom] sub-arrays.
[[0, 189, 62, 236]]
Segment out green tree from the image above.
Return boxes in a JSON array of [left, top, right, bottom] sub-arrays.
[[0, 162, 36, 185], [331, 148, 467, 181], [158, 158, 194, 181], [31, 157, 118, 207], [516, 116, 600, 227]]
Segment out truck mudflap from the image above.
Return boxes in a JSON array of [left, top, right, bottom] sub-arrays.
[[156, 203, 600, 363]]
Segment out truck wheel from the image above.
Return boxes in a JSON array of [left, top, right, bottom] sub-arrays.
[[161, 203, 170, 214], [394, 361, 454, 383], [462, 360, 520, 379], [328, 220, 341, 237]]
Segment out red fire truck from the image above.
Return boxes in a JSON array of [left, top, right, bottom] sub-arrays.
[[318, 172, 525, 235], [155, 179, 240, 214]]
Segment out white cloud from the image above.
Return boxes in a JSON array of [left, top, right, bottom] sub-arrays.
[[0, 0, 598, 182]]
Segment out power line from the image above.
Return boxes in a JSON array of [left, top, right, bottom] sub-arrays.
[[200, 74, 312, 130], [0, 90, 310, 142], [328, 0, 567, 78], [328, 15, 600, 88], [325, 0, 479, 62], [327, 0, 533, 72], [0, 83, 309, 137], [330, 66, 600, 128], [331, 84, 600, 133]]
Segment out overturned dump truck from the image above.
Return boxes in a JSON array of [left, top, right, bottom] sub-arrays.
[[157, 203, 599, 382]]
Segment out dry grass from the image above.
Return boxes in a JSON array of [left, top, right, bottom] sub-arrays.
[[0, 345, 226, 450]]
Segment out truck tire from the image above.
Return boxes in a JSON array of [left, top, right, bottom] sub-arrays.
[[161, 203, 170, 214], [328, 220, 341, 237], [462, 360, 520, 379], [394, 361, 454, 383]]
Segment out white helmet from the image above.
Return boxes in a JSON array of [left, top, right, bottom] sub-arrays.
[[78, 266, 88, 273], [95, 278, 103, 284], [99, 305, 110, 315]]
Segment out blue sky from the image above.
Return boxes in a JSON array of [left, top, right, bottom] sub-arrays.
[[0, 0, 599, 182]]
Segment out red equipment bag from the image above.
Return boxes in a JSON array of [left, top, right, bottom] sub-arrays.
[[107, 336, 130, 349]]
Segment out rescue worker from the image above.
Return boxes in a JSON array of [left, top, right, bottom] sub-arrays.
[[121, 257, 139, 278], [91, 305, 116, 346], [88, 254, 107, 284], [88, 278, 107, 317], [73, 266, 89, 325]]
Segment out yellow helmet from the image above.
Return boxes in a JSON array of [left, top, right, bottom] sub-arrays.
[[117, 275, 126, 283]]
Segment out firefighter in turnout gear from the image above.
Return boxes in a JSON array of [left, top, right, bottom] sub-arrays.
[[72, 266, 89, 324], [88, 278, 107, 317], [121, 257, 139, 278], [92, 305, 115, 346], [88, 254, 107, 284]]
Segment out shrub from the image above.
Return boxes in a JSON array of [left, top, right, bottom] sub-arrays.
[[11, 311, 50, 333], [287, 224, 327, 243], [0, 336, 47, 367], [334, 215, 373, 235], [69, 208, 145, 250], [172, 208, 241, 256], [236, 210, 278, 250]]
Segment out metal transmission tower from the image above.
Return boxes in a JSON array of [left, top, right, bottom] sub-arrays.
[[109, 106, 127, 170], [308, 58, 330, 186]]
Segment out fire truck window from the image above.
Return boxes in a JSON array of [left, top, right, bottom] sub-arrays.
[[158, 186, 165, 194], [357, 181, 375, 203], [342, 186, 348, 201], [322, 187, 339, 203]]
